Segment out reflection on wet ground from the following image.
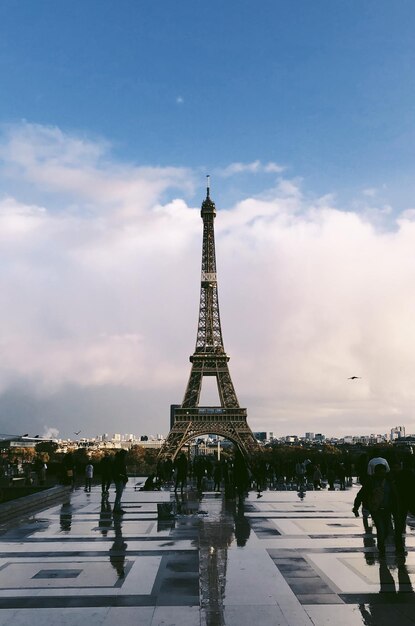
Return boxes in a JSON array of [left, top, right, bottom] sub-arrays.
[[0, 483, 414, 625], [198, 496, 234, 626], [59, 501, 72, 532]]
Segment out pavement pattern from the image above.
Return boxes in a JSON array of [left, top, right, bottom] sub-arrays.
[[0, 481, 414, 625]]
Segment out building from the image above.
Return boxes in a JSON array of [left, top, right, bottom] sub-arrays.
[[0, 436, 53, 451], [254, 432, 267, 442], [391, 426, 405, 440]]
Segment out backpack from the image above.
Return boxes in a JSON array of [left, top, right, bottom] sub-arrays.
[[368, 483, 384, 513]]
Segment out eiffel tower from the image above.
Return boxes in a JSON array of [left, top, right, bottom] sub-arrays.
[[159, 178, 259, 461]]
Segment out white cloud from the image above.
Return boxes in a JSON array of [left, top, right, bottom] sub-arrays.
[[0, 122, 195, 216], [362, 187, 377, 197], [263, 162, 285, 174], [398, 208, 415, 222], [218, 160, 285, 177], [0, 123, 415, 438]]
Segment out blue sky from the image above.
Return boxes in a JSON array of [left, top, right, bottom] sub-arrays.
[[1, 1, 414, 204], [1, 2, 415, 440]]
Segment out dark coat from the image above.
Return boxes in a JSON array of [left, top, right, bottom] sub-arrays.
[[112, 451, 128, 484], [354, 475, 399, 515]]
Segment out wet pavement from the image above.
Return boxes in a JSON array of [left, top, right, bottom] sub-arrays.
[[0, 482, 414, 625]]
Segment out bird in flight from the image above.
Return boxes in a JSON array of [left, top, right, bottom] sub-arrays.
[[74, 430, 81, 435], [348, 376, 361, 380]]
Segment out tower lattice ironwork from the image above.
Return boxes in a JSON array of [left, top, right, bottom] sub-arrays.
[[159, 179, 259, 461]]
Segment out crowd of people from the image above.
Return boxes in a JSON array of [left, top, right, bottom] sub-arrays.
[[62, 450, 129, 514], [5, 443, 415, 556], [156, 451, 357, 497], [156, 449, 415, 558], [0, 455, 48, 486]]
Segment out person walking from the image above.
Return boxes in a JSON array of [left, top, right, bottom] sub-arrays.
[[295, 460, 306, 490], [390, 459, 415, 555], [327, 466, 336, 490], [85, 462, 94, 492], [100, 453, 113, 496], [63, 453, 76, 489], [337, 462, 346, 490], [354, 463, 399, 557], [112, 449, 128, 515], [313, 464, 322, 490], [213, 461, 222, 492], [174, 452, 188, 495], [233, 450, 249, 504]]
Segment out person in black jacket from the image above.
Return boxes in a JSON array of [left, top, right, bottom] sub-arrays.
[[390, 459, 415, 555], [100, 453, 113, 496], [112, 449, 128, 515], [353, 463, 399, 556], [174, 452, 188, 495]]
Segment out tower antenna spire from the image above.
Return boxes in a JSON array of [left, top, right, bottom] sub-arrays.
[[206, 174, 210, 198]]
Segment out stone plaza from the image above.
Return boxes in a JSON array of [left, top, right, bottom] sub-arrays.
[[0, 481, 414, 625]]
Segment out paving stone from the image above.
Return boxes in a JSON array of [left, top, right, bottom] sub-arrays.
[[0, 482, 414, 624]]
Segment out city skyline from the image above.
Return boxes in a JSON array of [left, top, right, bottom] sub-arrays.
[[1, 424, 409, 448], [1, 3, 415, 439]]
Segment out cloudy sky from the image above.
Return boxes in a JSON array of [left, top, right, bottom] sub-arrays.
[[0, 1, 415, 440]]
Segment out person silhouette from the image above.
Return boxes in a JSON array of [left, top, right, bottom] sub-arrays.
[[355, 464, 398, 557], [112, 449, 128, 515], [233, 450, 249, 504], [174, 452, 188, 495], [100, 453, 113, 496]]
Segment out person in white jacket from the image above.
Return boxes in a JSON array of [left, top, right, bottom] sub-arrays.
[[85, 463, 94, 492]]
